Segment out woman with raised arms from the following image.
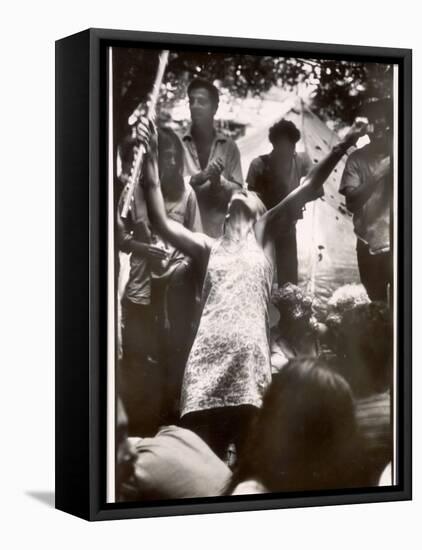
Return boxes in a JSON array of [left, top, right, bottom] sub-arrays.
[[138, 118, 366, 460]]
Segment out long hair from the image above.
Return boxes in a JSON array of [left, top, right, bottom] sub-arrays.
[[226, 358, 368, 494], [157, 127, 185, 190]]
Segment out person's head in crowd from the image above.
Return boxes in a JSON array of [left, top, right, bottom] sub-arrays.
[[325, 283, 370, 345], [359, 97, 393, 152], [272, 283, 317, 337], [227, 358, 367, 493], [157, 127, 185, 198], [269, 119, 301, 159], [187, 78, 220, 128], [335, 302, 393, 398], [115, 398, 139, 501]]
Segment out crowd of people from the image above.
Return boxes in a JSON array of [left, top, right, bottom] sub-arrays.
[[115, 78, 394, 501]]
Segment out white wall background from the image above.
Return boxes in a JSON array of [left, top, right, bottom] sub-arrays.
[[0, 1, 419, 547]]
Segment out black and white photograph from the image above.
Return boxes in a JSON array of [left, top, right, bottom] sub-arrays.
[[2, 0, 420, 542], [107, 44, 398, 504]]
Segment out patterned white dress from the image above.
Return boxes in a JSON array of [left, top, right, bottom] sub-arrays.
[[180, 230, 273, 417]]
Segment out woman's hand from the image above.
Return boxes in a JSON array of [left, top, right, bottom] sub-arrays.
[[343, 120, 369, 148], [135, 116, 151, 147], [133, 117, 159, 188], [135, 116, 158, 154], [256, 119, 370, 247]]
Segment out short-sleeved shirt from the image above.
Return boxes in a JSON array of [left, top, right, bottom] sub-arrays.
[[339, 146, 391, 254], [118, 181, 202, 305], [246, 151, 314, 226], [181, 128, 243, 238], [129, 425, 231, 500]]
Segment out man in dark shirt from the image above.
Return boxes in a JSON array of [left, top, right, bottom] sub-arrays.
[[246, 119, 314, 286]]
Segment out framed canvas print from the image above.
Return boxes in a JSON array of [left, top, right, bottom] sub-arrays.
[[55, 28, 412, 521]]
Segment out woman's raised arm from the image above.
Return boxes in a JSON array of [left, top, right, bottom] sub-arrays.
[[255, 122, 367, 244], [141, 123, 213, 264]]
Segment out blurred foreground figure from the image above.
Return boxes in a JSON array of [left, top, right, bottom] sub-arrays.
[[115, 399, 139, 501], [227, 358, 371, 495], [128, 426, 231, 500], [336, 302, 393, 484]]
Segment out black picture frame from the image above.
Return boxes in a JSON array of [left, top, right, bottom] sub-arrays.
[[55, 27, 412, 521]]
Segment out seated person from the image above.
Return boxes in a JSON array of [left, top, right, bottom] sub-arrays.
[[115, 398, 228, 502], [335, 302, 393, 484], [115, 398, 141, 502], [226, 358, 371, 495], [127, 425, 231, 501], [270, 284, 320, 374]]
